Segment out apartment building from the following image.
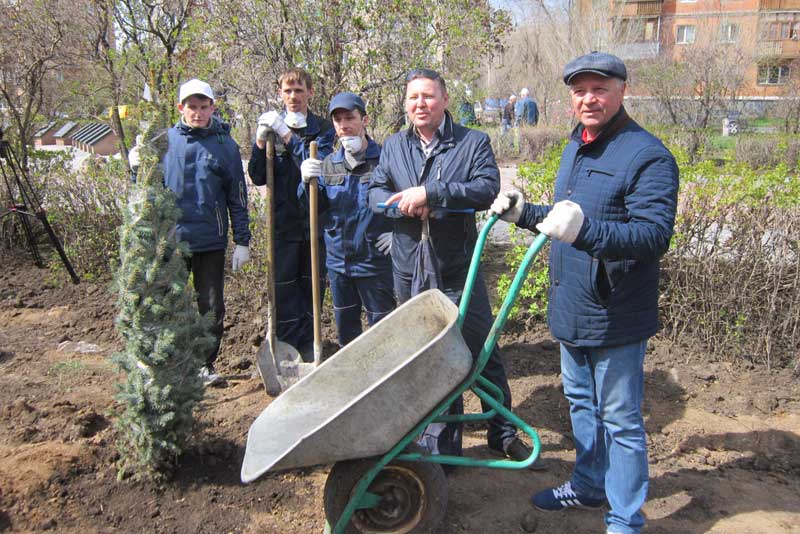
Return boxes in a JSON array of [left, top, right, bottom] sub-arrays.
[[581, 0, 800, 95]]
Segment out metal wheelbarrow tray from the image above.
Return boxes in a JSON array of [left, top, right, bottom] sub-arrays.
[[241, 289, 473, 482]]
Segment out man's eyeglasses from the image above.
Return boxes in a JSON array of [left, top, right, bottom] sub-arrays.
[[406, 68, 441, 82]]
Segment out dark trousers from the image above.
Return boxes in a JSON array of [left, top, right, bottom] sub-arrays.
[[274, 237, 326, 357], [395, 269, 516, 455], [329, 270, 396, 347], [186, 249, 226, 367]]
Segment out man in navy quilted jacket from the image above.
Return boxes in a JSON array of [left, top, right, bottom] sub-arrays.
[[490, 52, 679, 534]]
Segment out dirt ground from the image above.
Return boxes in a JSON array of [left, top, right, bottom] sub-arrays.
[[1, 236, 799, 534]]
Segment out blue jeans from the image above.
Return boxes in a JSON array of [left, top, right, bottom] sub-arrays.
[[560, 340, 649, 534], [329, 270, 395, 347]]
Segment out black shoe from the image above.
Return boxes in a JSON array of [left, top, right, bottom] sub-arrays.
[[495, 437, 547, 471]]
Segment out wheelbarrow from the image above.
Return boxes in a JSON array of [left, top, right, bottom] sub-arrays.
[[241, 212, 550, 534]]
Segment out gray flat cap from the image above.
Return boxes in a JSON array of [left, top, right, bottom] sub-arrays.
[[563, 52, 627, 85]]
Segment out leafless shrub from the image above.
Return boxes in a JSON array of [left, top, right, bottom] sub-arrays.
[[661, 161, 800, 369], [518, 126, 566, 163]]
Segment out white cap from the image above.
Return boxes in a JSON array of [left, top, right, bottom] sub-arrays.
[[178, 78, 214, 104]]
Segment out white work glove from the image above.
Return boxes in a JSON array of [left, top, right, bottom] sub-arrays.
[[376, 232, 392, 255], [128, 134, 143, 171], [300, 158, 322, 184], [536, 200, 585, 244], [489, 190, 525, 223], [256, 111, 290, 140], [231, 245, 250, 272]]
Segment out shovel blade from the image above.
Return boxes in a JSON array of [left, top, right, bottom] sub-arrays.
[[255, 339, 313, 396]]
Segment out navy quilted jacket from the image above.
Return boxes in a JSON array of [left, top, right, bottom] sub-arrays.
[[517, 108, 679, 347]]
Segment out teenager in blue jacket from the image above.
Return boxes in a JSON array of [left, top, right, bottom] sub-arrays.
[[129, 78, 252, 386], [247, 68, 335, 360], [298, 92, 395, 347], [491, 52, 679, 534]]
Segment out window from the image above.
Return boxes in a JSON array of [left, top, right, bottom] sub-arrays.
[[676, 25, 696, 44], [792, 22, 800, 40], [720, 23, 740, 43], [765, 22, 794, 41], [758, 64, 791, 85]]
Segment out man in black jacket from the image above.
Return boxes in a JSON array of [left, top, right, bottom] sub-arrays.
[[368, 69, 543, 468], [248, 68, 335, 360]]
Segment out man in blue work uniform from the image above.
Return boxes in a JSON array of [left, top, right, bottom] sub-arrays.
[[298, 92, 395, 347], [129, 78, 252, 386], [248, 68, 335, 361], [491, 52, 679, 534], [368, 69, 544, 468]]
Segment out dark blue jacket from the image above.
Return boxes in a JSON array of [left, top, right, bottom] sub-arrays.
[[298, 139, 392, 277], [517, 108, 679, 347], [248, 110, 335, 241], [368, 112, 500, 280], [163, 117, 251, 253]]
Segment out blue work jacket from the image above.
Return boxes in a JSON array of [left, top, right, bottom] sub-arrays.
[[248, 110, 335, 241], [368, 112, 500, 280], [517, 108, 679, 347], [299, 139, 392, 277], [163, 117, 251, 253]]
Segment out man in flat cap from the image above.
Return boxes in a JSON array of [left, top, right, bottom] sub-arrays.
[[490, 52, 679, 534]]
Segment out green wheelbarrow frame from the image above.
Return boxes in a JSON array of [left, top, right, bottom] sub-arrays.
[[326, 214, 549, 534]]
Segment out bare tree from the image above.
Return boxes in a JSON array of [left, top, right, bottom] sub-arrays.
[[0, 0, 74, 166]]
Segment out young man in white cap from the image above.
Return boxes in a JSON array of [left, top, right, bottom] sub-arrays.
[[298, 92, 395, 347], [129, 78, 252, 386], [247, 68, 335, 361]]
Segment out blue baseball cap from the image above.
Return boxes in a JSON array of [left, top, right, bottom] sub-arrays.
[[329, 92, 366, 116], [563, 52, 627, 85]]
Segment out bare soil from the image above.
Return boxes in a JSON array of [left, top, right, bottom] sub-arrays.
[[1, 238, 799, 534]]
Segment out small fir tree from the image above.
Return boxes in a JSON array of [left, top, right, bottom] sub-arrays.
[[111, 112, 213, 481]]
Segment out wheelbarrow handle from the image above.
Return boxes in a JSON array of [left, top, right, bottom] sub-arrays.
[[377, 202, 475, 214]]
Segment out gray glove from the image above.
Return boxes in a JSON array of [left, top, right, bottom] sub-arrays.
[[376, 232, 392, 255], [536, 200, 584, 244], [489, 190, 524, 223]]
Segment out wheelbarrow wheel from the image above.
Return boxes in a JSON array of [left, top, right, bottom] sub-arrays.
[[324, 444, 447, 534]]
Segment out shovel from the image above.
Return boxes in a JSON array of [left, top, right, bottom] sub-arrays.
[[254, 132, 313, 396], [308, 141, 323, 367]]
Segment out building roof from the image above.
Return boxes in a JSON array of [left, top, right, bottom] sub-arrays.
[[53, 121, 79, 138], [71, 122, 113, 145], [34, 121, 56, 137]]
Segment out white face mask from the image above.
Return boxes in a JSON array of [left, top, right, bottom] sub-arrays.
[[284, 111, 307, 128], [339, 135, 363, 154]]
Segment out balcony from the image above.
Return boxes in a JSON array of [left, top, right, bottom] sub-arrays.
[[756, 39, 800, 57], [759, 0, 800, 10], [614, 41, 661, 60], [618, 0, 664, 16]]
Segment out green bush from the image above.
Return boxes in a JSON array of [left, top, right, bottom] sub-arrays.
[[493, 142, 565, 319]]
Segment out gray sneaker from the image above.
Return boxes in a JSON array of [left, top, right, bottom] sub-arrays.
[[199, 365, 221, 387]]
